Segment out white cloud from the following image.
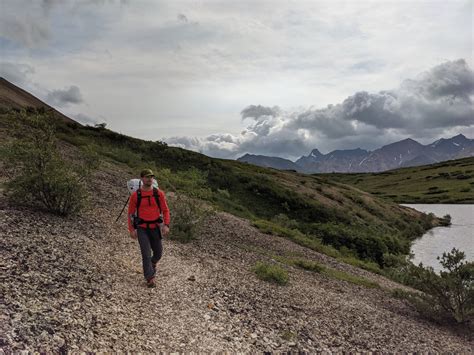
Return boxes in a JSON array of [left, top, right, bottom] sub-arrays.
[[0, 0, 472, 158], [165, 59, 474, 159]]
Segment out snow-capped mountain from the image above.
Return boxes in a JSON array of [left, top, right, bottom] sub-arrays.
[[237, 134, 474, 173]]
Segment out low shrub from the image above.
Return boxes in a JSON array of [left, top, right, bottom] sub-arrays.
[[167, 194, 214, 243], [403, 248, 473, 324], [1, 112, 99, 216], [252, 261, 289, 285]]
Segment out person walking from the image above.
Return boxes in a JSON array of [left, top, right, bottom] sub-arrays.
[[128, 168, 170, 288]]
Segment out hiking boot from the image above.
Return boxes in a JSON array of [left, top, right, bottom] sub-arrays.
[[146, 277, 156, 288]]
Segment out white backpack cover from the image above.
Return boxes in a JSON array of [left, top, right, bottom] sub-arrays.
[[127, 178, 158, 194], [116, 178, 160, 223]]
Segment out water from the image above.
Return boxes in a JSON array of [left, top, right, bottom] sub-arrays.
[[401, 204, 474, 272]]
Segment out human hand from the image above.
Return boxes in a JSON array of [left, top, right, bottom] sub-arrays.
[[130, 229, 138, 240], [162, 225, 170, 236]]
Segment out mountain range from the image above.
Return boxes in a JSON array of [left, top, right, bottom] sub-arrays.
[[2, 76, 472, 174], [238, 134, 474, 173]]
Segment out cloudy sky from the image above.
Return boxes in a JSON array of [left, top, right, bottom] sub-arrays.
[[1, 0, 473, 160]]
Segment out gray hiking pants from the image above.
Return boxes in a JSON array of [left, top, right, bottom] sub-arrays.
[[137, 226, 163, 281]]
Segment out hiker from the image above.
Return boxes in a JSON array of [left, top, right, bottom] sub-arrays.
[[128, 168, 170, 288]]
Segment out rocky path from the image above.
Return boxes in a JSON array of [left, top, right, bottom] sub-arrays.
[[1, 161, 472, 353]]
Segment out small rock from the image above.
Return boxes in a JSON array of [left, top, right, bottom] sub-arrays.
[[53, 334, 65, 347], [187, 275, 196, 281]]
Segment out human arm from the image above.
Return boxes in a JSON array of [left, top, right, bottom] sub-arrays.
[[159, 190, 170, 226], [159, 190, 170, 236]]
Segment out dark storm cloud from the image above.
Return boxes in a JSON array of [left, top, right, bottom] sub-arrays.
[[240, 105, 280, 119], [291, 103, 358, 138], [166, 59, 474, 159], [401, 58, 474, 102], [340, 91, 406, 129], [46, 85, 83, 107], [340, 59, 474, 132]]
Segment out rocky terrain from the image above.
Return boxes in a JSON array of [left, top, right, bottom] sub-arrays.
[[1, 152, 472, 353]]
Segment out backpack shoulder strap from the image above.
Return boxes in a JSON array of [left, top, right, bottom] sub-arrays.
[[152, 187, 162, 215], [136, 189, 142, 220]]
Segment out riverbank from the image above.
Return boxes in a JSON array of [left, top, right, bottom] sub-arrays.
[[403, 204, 474, 272]]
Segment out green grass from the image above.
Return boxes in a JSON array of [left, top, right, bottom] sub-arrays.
[[251, 219, 341, 258], [252, 261, 289, 285], [0, 109, 444, 268], [293, 259, 325, 272], [321, 157, 474, 203], [291, 257, 380, 288], [240, 245, 380, 289], [324, 268, 380, 288]]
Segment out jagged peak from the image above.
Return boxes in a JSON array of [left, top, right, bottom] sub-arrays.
[[450, 133, 468, 140], [310, 148, 323, 157]]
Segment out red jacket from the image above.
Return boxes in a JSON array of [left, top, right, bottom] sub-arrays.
[[128, 188, 170, 232]]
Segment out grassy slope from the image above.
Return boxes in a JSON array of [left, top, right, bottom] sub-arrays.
[[320, 157, 474, 204], [0, 110, 444, 270]]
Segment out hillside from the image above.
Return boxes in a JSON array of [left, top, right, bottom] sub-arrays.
[[322, 157, 474, 203], [0, 81, 472, 351], [1, 145, 471, 352], [238, 153, 300, 171], [0, 109, 450, 269], [0, 77, 78, 125]]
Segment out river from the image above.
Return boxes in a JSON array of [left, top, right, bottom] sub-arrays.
[[401, 204, 474, 272]]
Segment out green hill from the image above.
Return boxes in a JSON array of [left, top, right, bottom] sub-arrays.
[[0, 109, 448, 272], [320, 157, 474, 204]]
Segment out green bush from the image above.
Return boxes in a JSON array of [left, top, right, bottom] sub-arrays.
[[252, 219, 341, 258], [167, 194, 214, 243], [404, 248, 473, 324], [270, 213, 299, 230], [160, 167, 213, 200], [216, 188, 231, 198], [340, 255, 382, 274], [1, 112, 99, 216], [311, 222, 391, 265], [252, 261, 289, 285], [101, 145, 143, 167], [439, 214, 451, 226]]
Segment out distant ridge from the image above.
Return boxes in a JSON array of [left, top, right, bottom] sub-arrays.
[[237, 153, 300, 171], [238, 134, 474, 173]]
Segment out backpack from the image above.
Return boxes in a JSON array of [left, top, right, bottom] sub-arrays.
[[135, 186, 163, 229], [115, 178, 163, 227]]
